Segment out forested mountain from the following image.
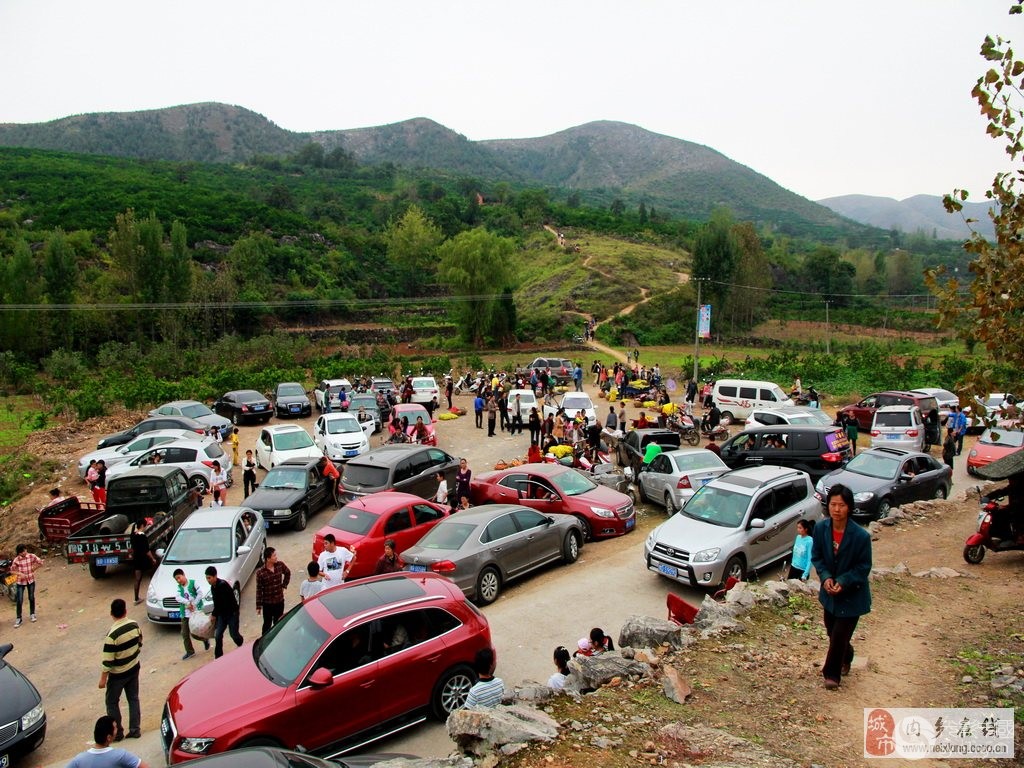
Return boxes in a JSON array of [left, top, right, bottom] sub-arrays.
[[0, 102, 854, 238], [817, 193, 995, 241]]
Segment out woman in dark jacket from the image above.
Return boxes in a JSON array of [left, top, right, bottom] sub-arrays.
[[811, 483, 872, 689]]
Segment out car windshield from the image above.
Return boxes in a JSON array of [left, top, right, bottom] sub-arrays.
[[179, 404, 213, 419], [326, 506, 377, 535], [164, 527, 233, 564], [416, 522, 476, 550], [399, 406, 430, 423], [845, 452, 901, 480], [561, 395, 592, 410], [681, 486, 749, 528], [326, 418, 360, 435], [980, 429, 1024, 448], [261, 468, 307, 490], [549, 469, 597, 496], [672, 453, 725, 472], [790, 412, 832, 425], [374, 379, 394, 390], [350, 397, 377, 410], [274, 430, 314, 450], [278, 384, 305, 397], [343, 464, 390, 488], [255, 608, 329, 686]]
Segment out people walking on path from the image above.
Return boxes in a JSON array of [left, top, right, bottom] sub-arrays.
[[172, 569, 209, 660], [255, 547, 291, 636], [205, 566, 243, 658], [99, 599, 143, 740], [11, 543, 42, 628]]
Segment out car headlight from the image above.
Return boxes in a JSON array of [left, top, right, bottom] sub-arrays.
[[645, 531, 657, 550], [274, 508, 292, 517], [179, 737, 216, 755], [853, 491, 875, 502], [21, 702, 44, 730], [146, 584, 157, 601], [590, 506, 615, 518], [968, 450, 977, 458], [691, 548, 721, 563]]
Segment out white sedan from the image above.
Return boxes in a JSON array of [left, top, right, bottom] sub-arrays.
[[543, 392, 597, 425], [76, 429, 197, 479], [313, 412, 372, 462], [254, 424, 322, 469], [145, 506, 266, 624], [635, 449, 730, 514]]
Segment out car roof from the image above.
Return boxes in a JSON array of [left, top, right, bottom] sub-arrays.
[[162, 400, 206, 408], [503, 463, 567, 477], [712, 465, 808, 490], [856, 447, 918, 459], [226, 390, 266, 399], [875, 405, 918, 412], [273, 458, 322, 470], [314, 573, 452, 623], [139, 415, 204, 427], [150, 438, 216, 449], [130, 428, 199, 440], [740, 424, 841, 434], [412, 376, 437, 382], [429, 503, 527, 525], [322, 378, 352, 386], [394, 403, 428, 410], [346, 444, 430, 468], [322, 412, 359, 420], [179, 506, 254, 529], [112, 464, 188, 480], [750, 406, 821, 415], [343, 491, 434, 511], [264, 424, 309, 433]]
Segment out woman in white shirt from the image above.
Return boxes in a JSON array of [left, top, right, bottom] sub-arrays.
[[434, 471, 449, 507], [547, 646, 571, 690], [210, 461, 229, 505]]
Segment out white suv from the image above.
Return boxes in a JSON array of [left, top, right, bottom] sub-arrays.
[[643, 465, 822, 588], [870, 405, 925, 452]]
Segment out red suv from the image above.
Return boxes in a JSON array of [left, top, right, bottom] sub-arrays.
[[836, 391, 939, 432], [161, 573, 491, 763]]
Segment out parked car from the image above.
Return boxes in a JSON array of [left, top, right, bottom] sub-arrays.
[[542, 392, 597, 425], [348, 393, 382, 433], [0, 643, 46, 765], [243, 459, 334, 531], [635, 449, 730, 514], [967, 428, 1024, 476], [615, 428, 681, 475], [370, 377, 396, 395], [403, 504, 584, 605], [78, 429, 198, 479], [105, 438, 232, 493], [213, 390, 273, 426], [410, 376, 441, 406], [391, 403, 438, 445], [96, 415, 209, 449], [311, 492, 450, 580], [161, 573, 492, 762], [255, 425, 322, 469], [272, 382, 312, 418], [145, 507, 266, 624], [744, 406, 832, 429], [471, 463, 635, 541], [644, 465, 822, 588], [814, 447, 952, 520], [910, 388, 960, 424], [180, 747, 416, 768], [718, 424, 853, 481], [524, 357, 574, 386], [836, 390, 939, 433], [314, 379, 354, 412], [149, 401, 234, 440], [507, 388, 538, 419], [339, 445, 460, 502], [869, 405, 925, 452], [710, 379, 793, 424], [313, 413, 371, 463]]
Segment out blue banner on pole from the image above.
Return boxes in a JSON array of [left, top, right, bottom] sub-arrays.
[[698, 304, 711, 339]]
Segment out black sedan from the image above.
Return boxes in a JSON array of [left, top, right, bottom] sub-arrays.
[[242, 458, 334, 530], [0, 644, 46, 765], [96, 415, 209, 449], [272, 382, 312, 418], [814, 447, 952, 520], [214, 390, 273, 426]]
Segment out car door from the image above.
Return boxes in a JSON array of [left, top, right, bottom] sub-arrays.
[[720, 432, 757, 470], [233, 517, 260, 583], [307, 467, 329, 511], [256, 429, 272, 468], [913, 456, 946, 501], [744, 488, 779, 569], [639, 453, 672, 504], [511, 507, 561, 564], [482, 511, 533, 577], [767, 480, 807, 562], [489, 472, 527, 504], [852, 395, 878, 431], [517, 475, 565, 515], [381, 505, 418, 552]]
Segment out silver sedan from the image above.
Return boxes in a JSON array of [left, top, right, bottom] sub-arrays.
[[636, 449, 730, 514], [402, 504, 584, 605]]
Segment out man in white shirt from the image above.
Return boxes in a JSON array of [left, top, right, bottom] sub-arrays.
[[317, 534, 355, 583], [66, 716, 148, 768]]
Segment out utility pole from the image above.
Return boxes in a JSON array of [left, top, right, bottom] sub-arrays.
[[693, 279, 702, 383], [825, 299, 831, 355]]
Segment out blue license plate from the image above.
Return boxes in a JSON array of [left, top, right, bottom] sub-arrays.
[[167, 611, 180, 620], [96, 556, 119, 566], [658, 563, 678, 577], [408, 565, 427, 572], [1, 754, 9, 768], [885, 434, 900, 439], [344, 449, 358, 457], [289, 405, 300, 412], [625, 517, 635, 530]]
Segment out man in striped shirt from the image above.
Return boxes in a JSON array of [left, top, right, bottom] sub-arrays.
[[98, 599, 143, 741], [463, 647, 504, 709]]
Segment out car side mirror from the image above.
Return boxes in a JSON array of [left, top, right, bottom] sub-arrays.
[[155, 548, 165, 558], [546, 516, 555, 525], [748, 518, 766, 529], [237, 545, 252, 555], [899, 473, 913, 483], [308, 667, 334, 688]]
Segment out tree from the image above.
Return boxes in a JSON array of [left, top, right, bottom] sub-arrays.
[[802, 247, 856, 306], [609, 198, 626, 217], [927, 3, 1024, 408], [42, 228, 77, 306], [691, 207, 740, 315], [438, 228, 517, 344], [723, 221, 771, 330], [638, 202, 648, 225], [385, 206, 444, 296], [0, 239, 43, 355]]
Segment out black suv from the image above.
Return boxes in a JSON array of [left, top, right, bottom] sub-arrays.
[[616, 428, 682, 475], [718, 424, 853, 481], [340, 444, 460, 502]]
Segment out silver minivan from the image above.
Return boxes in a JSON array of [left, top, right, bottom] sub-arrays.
[[870, 405, 925, 452], [643, 466, 822, 588]]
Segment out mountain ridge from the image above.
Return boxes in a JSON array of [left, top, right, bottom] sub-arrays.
[[817, 192, 994, 241]]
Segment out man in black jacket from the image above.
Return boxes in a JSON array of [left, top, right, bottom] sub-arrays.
[[205, 566, 243, 659]]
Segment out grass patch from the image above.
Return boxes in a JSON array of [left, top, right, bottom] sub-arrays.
[[0, 395, 47, 451], [949, 632, 1024, 724]]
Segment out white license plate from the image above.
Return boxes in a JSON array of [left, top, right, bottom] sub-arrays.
[[625, 517, 635, 530], [657, 563, 678, 577], [408, 564, 427, 573], [96, 556, 119, 566]]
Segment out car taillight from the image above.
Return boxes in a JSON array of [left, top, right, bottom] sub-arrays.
[[201, 460, 215, 468], [906, 429, 919, 437], [241, 404, 249, 412], [870, 430, 880, 437], [821, 452, 843, 463], [431, 560, 457, 574], [195, 428, 206, 435], [984, 501, 997, 512], [676, 476, 692, 489]]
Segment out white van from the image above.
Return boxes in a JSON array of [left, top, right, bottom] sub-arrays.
[[711, 379, 793, 424], [507, 389, 539, 419]]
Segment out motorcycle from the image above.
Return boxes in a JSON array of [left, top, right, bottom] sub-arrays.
[[699, 416, 729, 442], [963, 487, 1024, 563], [665, 412, 702, 446], [0, 559, 16, 603], [452, 370, 473, 396]]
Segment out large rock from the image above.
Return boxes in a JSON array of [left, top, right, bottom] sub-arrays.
[[724, 581, 757, 608], [447, 704, 559, 757], [563, 652, 651, 692], [694, 596, 742, 635], [619, 614, 687, 650], [659, 722, 802, 768], [661, 665, 693, 703]]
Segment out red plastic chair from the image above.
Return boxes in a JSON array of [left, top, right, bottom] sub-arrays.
[[666, 592, 698, 625], [713, 576, 740, 602]]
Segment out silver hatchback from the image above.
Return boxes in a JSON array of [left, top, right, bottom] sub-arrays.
[[636, 449, 730, 514]]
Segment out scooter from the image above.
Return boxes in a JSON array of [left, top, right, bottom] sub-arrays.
[[963, 487, 1024, 564], [665, 412, 702, 446]]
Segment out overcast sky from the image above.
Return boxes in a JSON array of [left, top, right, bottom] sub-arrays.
[[0, 1, 1016, 202]]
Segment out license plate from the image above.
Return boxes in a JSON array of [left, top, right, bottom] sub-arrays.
[[700, 477, 711, 486], [289, 405, 300, 412], [657, 563, 678, 577], [1, 753, 10, 768], [167, 611, 180, 620], [408, 564, 427, 573], [96, 556, 119, 566], [344, 449, 358, 457], [885, 434, 900, 440], [625, 517, 635, 530]]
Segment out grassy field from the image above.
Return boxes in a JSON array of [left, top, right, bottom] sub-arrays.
[[0, 395, 46, 451]]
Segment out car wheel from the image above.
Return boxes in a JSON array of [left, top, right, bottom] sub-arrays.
[[684, 429, 700, 446], [231, 411, 240, 426], [562, 530, 581, 563], [575, 515, 593, 542], [293, 505, 309, 532], [88, 560, 107, 579], [189, 475, 209, 494], [876, 499, 891, 520], [638, 479, 649, 503], [664, 492, 678, 515], [723, 555, 746, 585], [431, 664, 476, 719], [720, 411, 734, 426], [233, 582, 241, 607], [963, 544, 985, 564], [934, 486, 947, 500], [475, 567, 501, 605]]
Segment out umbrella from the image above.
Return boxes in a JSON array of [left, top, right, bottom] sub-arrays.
[[976, 449, 1024, 480]]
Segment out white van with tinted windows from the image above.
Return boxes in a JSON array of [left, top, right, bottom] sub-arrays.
[[711, 379, 793, 424]]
